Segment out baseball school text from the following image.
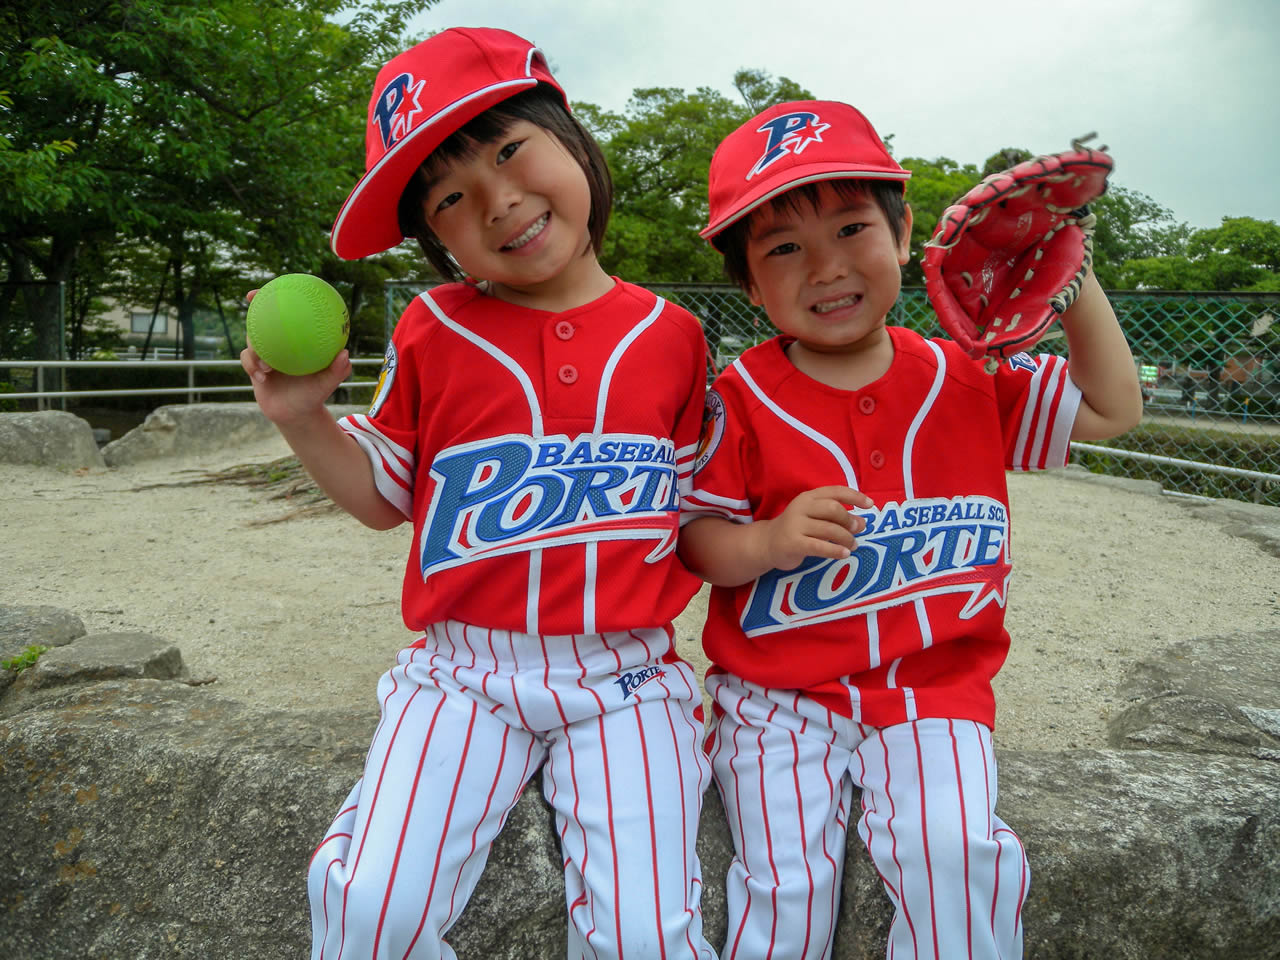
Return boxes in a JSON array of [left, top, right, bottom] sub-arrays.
[[741, 495, 1011, 635], [420, 433, 680, 577]]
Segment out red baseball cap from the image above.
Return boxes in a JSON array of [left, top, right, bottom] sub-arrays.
[[701, 100, 910, 243], [330, 27, 567, 260]]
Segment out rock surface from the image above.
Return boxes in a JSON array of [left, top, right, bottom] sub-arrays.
[[98, 402, 367, 466], [0, 411, 104, 470], [2, 617, 1277, 959]]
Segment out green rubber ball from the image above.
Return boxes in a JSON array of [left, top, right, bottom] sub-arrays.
[[246, 274, 350, 376]]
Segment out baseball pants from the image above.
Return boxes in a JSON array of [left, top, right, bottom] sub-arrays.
[[308, 620, 716, 960], [705, 673, 1029, 960]]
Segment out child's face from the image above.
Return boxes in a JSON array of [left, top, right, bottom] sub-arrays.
[[743, 182, 911, 358], [421, 120, 595, 300]]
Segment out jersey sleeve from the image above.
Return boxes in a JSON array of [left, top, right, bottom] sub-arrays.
[[995, 350, 1083, 472], [672, 323, 709, 506], [681, 376, 755, 526], [337, 301, 432, 518]]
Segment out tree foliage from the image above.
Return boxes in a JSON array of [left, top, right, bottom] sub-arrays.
[[0, 0, 433, 360], [591, 70, 814, 283]]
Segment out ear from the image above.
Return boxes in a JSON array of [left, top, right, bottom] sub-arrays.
[[746, 278, 763, 306], [897, 204, 914, 265]]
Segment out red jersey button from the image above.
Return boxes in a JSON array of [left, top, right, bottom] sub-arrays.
[[555, 320, 575, 341], [858, 396, 876, 415], [558, 364, 579, 384], [869, 450, 886, 468]]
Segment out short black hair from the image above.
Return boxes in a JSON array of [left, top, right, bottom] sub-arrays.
[[396, 85, 613, 281], [712, 179, 908, 292]]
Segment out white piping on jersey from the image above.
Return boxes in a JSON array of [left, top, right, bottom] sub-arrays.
[[901, 339, 947, 501], [732, 358, 858, 488], [1046, 369, 1082, 466], [594, 297, 665, 433], [1011, 357, 1049, 466], [914, 598, 934, 649], [526, 548, 542, 635], [420, 290, 545, 437], [902, 685, 918, 721], [866, 611, 880, 669], [583, 542, 597, 634], [342, 415, 415, 517]]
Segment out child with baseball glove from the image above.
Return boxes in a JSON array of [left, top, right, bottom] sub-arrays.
[[679, 101, 1142, 958], [242, 28, 715, 960]]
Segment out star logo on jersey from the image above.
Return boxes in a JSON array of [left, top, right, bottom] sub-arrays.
[[419, 433, 682, 579], [372, 72, 426, 150], [740, 495, 1012, 636], [747, 111, 831, 180]]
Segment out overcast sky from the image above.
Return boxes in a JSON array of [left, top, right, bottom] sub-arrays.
[[405, 0, 1279, 231]]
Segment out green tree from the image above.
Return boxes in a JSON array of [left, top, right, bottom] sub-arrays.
[[1116, 217, 1280, 292], [0, 0, 433, 363], [1091, 186, 1191, 288], [590, 70, 814, 284], [898, 155, 981, 286]]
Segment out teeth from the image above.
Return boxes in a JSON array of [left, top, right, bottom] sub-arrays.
[[813, 294, 859, 314], [504, 213, 548, 250]]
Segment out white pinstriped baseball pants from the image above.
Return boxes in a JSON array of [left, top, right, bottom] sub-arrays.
[[308, 621, 716, 960], [705, 673, 1029, 960]]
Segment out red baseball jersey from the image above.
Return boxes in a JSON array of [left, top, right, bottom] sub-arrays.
[[340, 280, 707, 636], [683, 327, 1081, 728]]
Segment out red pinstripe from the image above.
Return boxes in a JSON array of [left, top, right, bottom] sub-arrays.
[[788, 729, 816, 959], [947, 720, 975, 959], [880, 731, 920, 957], [332, 675, 426, 960], [911, 723, 941, 960], [398, 697, 475, 958], [725, 693, 753, 960], [633, 705, 667, 960]]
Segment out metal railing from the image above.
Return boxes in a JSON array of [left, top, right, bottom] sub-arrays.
[[0, 358, 383, 408]]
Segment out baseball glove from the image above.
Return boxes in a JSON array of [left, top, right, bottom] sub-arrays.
[[922, 138, 1113, 369]]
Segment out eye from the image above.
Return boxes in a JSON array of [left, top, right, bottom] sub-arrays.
[[496, 140, 522, 163], [766, 241, 799, 257], [838, 222, 866, 238], [433, 191, 462, 214]]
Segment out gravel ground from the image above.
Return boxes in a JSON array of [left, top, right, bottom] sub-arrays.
[[3, 434, 1277, 752]]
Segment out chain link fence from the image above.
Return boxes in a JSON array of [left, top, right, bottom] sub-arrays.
[[382, 283, 1280, 507]]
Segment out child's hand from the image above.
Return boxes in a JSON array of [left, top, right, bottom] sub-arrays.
[[762, 485, 874, 571], [240, 289, 352, 426]]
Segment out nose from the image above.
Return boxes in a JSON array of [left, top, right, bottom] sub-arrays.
[[807, 240, 848, 286], [484, 173, 522, 225]]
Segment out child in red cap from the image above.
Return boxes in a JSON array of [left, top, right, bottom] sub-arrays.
[[242, 27, 715, 960], [680, 101, 1142, 958]]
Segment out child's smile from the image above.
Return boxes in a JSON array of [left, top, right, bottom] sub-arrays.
[[744, 181, 911, 365]]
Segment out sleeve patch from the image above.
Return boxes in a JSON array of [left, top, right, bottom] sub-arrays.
[[693, 388, 726, 475], [367, 341, 398, 418]]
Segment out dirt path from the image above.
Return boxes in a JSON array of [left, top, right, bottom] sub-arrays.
[[3, 435, 1277, 752]]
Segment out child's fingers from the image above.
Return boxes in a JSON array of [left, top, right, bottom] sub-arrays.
[[807, 485, 875, 510], [800, 534, 852, 561], [805, 519, 855, 550]]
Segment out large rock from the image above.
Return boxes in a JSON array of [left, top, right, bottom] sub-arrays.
[[3, 662, 1278, 957], [0, 604, 87, 698], [1109, 631, 1280, 762], [100, 402, 368, 465], [0, 411, 105, 470], [100, 403, 280, 465]]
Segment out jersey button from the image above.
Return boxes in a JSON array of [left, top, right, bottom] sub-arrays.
[[858, 396, 876, 415], [558, 363, 579, 384], [554, 320, 575, 341], [869, 450, 886, 469]]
